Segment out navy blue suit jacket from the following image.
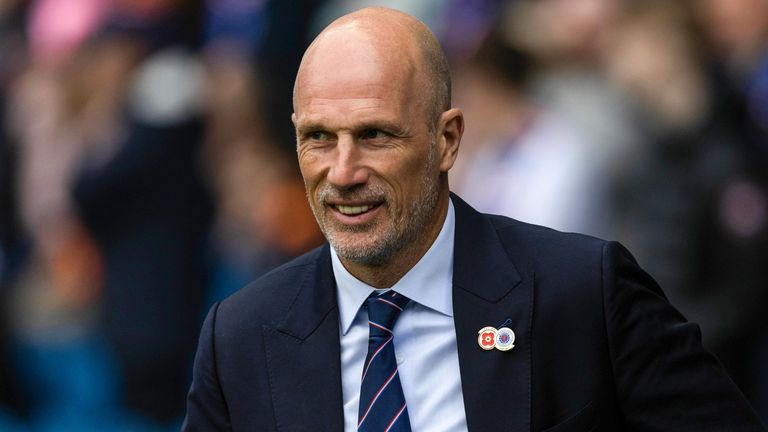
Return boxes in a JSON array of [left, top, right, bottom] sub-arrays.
[[183, 195, 765, 431]]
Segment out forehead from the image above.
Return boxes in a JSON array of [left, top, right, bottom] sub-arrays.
[[294, 28, 423, 122]]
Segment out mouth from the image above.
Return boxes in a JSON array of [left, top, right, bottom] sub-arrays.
[[327, 201, 384, 223], [336, 204, 377, 215]]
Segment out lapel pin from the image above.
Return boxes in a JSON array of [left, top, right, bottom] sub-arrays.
[[477, 326, 498, 350], [495, 327, 515, 351]]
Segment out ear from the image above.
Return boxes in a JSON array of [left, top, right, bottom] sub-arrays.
[[436, 108, 464, 172]]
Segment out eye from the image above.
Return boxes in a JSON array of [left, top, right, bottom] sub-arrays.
[[307, 131, 329, 141], [361, 129, 387, 140]]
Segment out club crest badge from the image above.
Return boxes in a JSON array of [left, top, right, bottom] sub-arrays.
[[495, 327, 515, 351], [477, 326, 498, 350]]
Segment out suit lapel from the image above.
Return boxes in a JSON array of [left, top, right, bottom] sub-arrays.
[[452, 195, 534, 432], [263, 246, 345, 432]]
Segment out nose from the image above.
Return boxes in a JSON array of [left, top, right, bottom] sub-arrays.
[[326, 135, 369, 188]]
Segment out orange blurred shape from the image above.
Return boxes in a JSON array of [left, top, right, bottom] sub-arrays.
[[48, 223, 103, 308], [254, 179, 325, 257]]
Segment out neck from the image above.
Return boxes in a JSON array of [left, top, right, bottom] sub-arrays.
[[340, 191, 450, 288]]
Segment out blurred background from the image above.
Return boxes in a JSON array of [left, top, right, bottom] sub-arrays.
[[0, 0, 766, 430]]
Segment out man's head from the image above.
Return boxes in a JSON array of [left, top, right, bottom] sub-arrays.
[[292, 7, 464, 286]]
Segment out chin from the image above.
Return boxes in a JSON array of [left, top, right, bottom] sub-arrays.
[[330, 234, 397, 266]]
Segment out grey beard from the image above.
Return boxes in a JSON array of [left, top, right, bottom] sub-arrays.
[[313, 144, 440, 266]]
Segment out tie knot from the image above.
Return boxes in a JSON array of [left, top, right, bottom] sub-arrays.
[[365, 291, 410, 335]]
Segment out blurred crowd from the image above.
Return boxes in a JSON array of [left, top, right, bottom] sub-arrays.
[[0, 0, 766, 430]]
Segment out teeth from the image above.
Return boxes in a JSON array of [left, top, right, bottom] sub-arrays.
[[337, 205, 372, 215]]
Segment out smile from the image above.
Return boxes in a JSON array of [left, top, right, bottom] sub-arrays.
[[337, 204, 374, 215], [329, 201, 384, 220]]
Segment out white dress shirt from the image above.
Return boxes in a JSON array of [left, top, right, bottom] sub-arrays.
[[332, 200, 468, 432]]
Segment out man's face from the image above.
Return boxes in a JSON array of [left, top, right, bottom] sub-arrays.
[[293, 34, 445, 266]]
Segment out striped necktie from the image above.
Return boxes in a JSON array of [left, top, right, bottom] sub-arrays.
[[358, 291, 412, 432]]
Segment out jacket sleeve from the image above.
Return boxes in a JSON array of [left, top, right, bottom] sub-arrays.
[[182, 302, 233, 431], [602, 241, 766, 431]]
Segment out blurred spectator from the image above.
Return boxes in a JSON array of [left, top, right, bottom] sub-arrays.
[[603, 1, 718, 309], [69, 7, 213, 427], [496, 0, 641, 237], [451, 0, 640, 238], [700, 0, 768, 78], [4, 0, 115, 429], [0, 0, 28, 425], [435, 0, 505, 64], [311, 0, 451, 35], [198, 0, 326, 304], [604, 0, 768, 419], [699, 0, 768, 420], [451, 30, 608, 235], [698, 0, 768, 154], [6, 0, 213, 429], [201, 41, 323, 303], [256, 0, 325, 152]]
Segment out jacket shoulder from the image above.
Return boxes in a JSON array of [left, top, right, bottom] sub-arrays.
[[216, 245, 327, 330], [486, 214, 609, 268]]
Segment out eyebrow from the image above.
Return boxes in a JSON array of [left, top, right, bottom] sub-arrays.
[[295, 122, 328, 134], [296, 120, 409, 137]]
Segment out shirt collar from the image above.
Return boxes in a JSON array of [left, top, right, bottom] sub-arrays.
[[333, 200, 456, 335]]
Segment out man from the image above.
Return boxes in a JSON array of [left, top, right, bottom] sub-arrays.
[[184, 7, 766, 431]]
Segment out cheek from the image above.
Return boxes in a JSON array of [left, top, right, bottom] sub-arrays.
[[386, 152, 432, 201], [298, 154, 324, 190], [297, 151, 316, 175]]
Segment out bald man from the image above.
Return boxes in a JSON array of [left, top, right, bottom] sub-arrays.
[[183, 7, 766, 432]]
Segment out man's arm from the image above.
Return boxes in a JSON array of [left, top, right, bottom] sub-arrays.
[[602, 241, 766, 431], [182, 303, 232, 431]]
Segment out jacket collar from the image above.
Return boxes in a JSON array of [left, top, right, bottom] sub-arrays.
[[451, 193, 534, 432], [452, 193, 524, 299], [276, 245, 337, 340]]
